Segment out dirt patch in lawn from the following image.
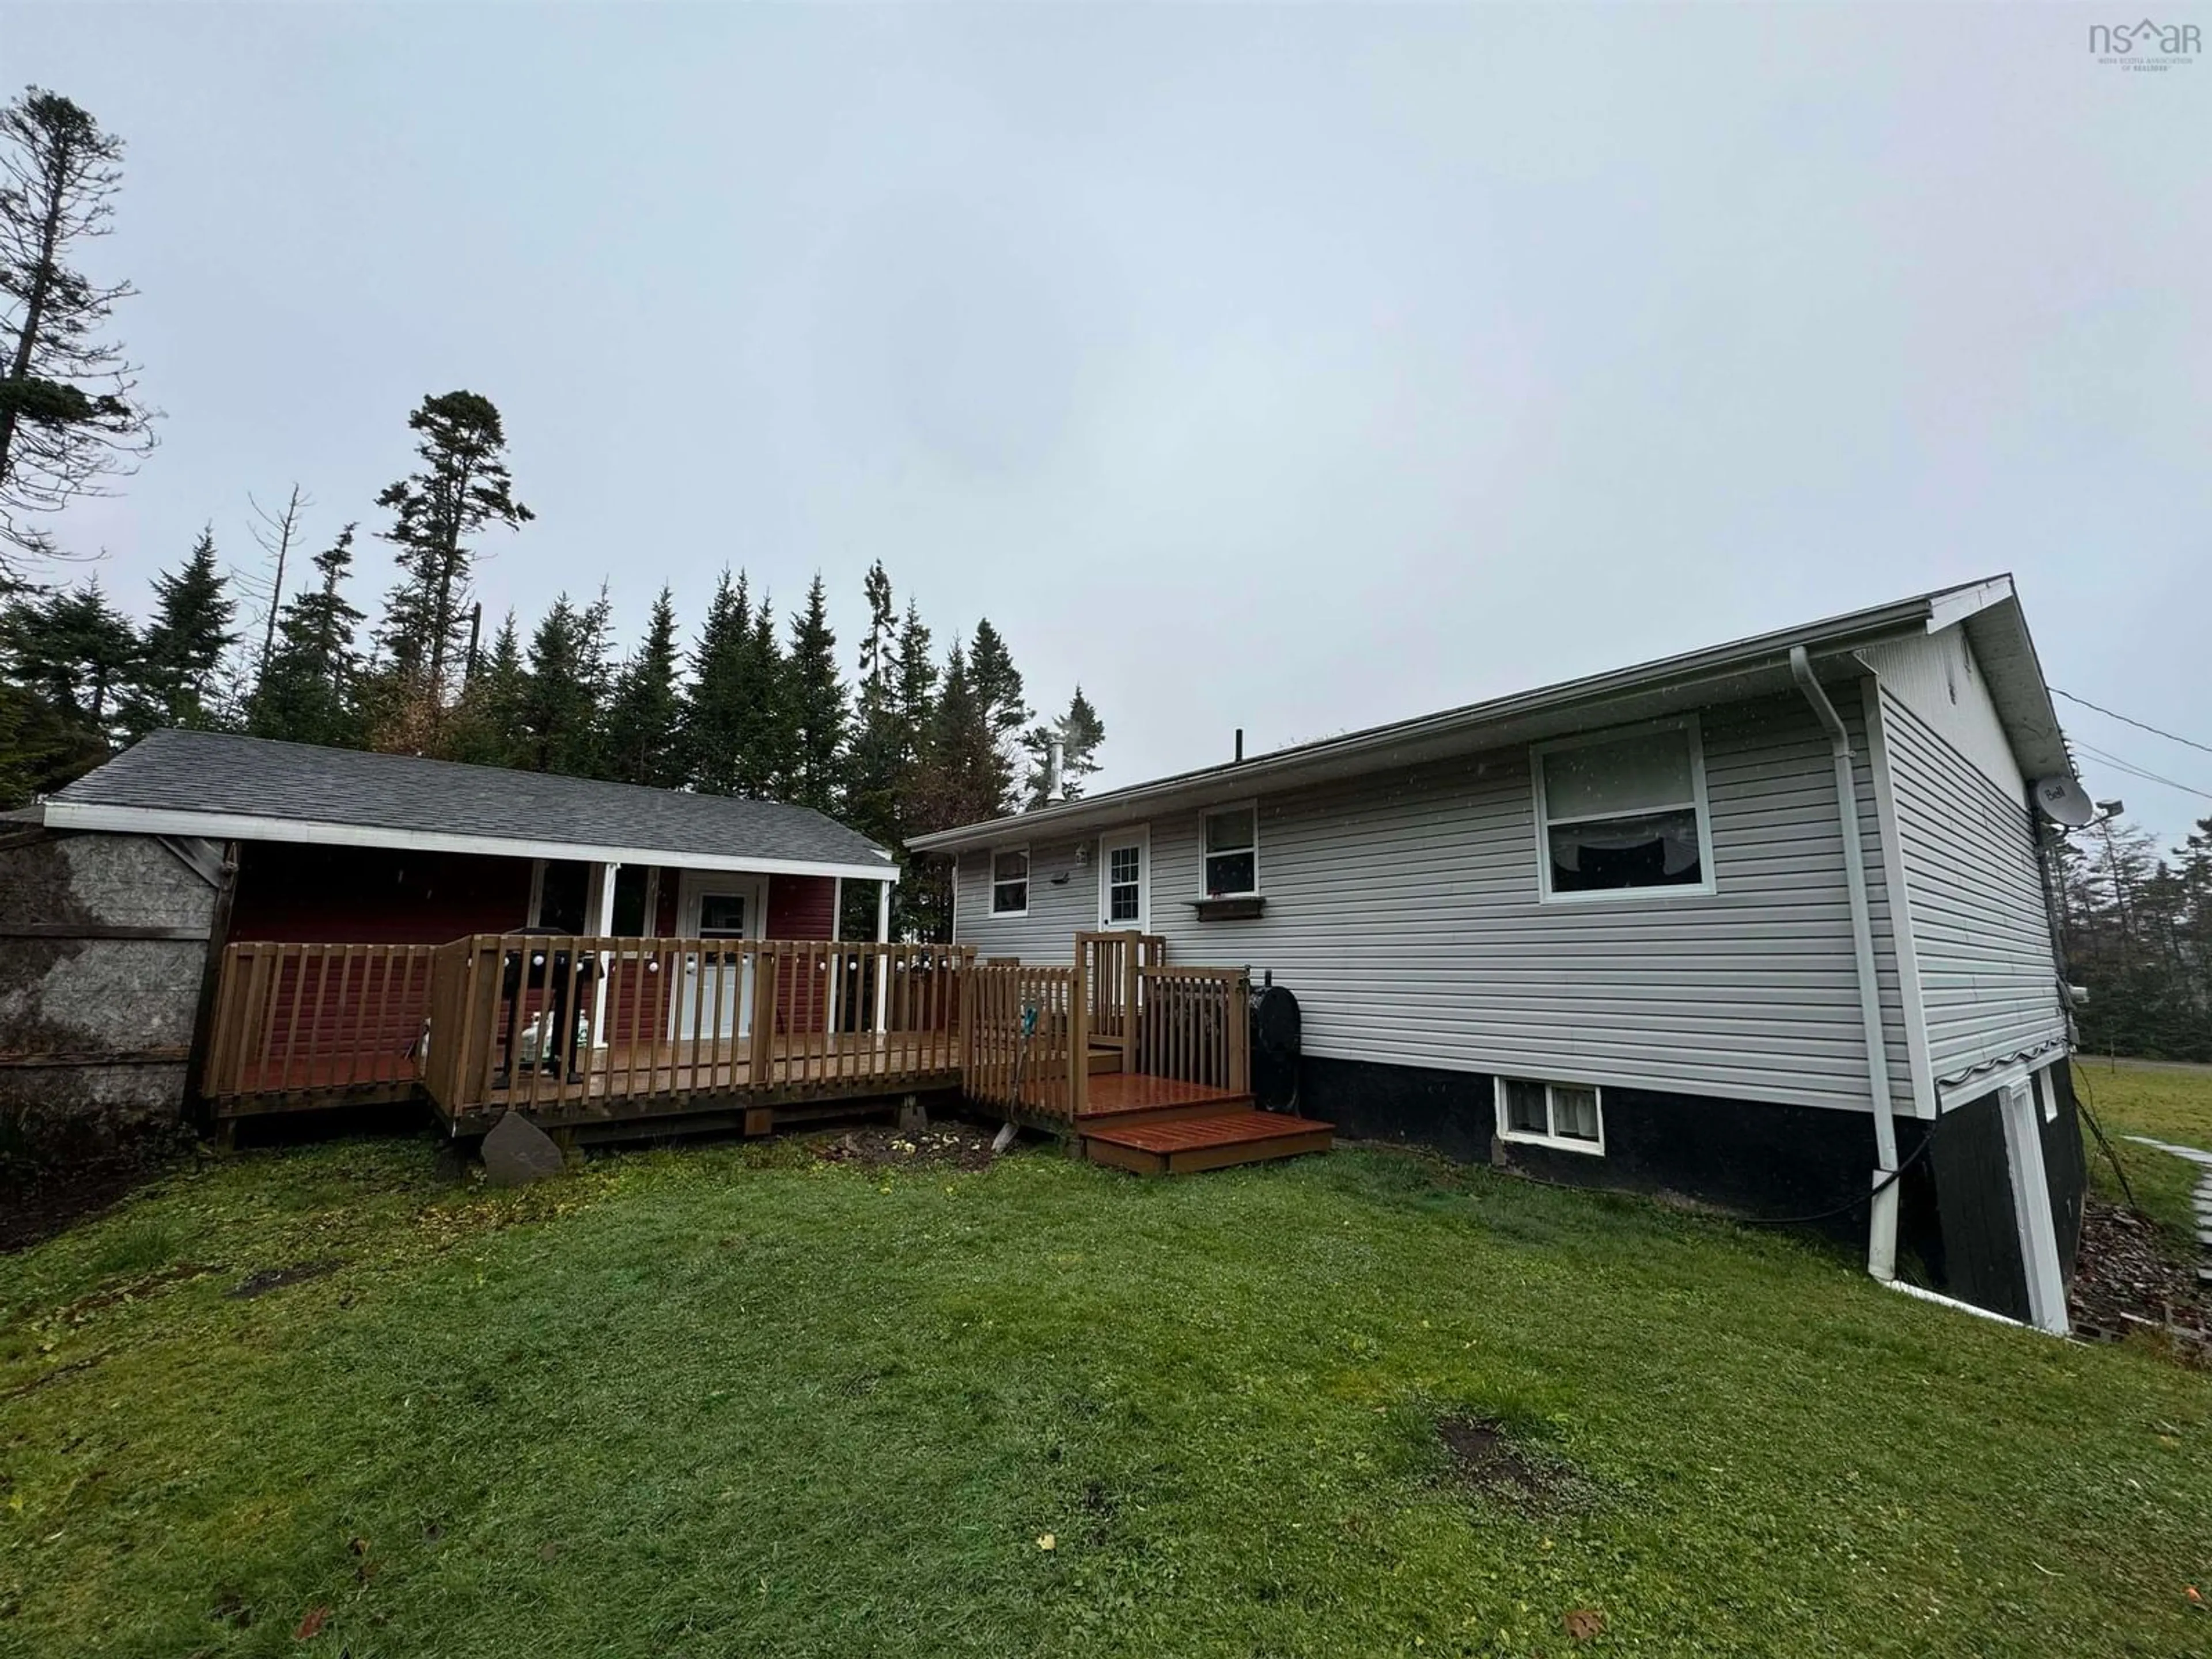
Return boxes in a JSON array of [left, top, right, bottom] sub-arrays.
[[2070, 1199, 2210, 1366], [815, 1120, 1005, 1173], [228, 1260, 342, 1300], [1437, 1415, 1591, 1511], [0, 1149, 186, 1253]]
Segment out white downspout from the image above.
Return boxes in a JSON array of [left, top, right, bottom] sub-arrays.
[[1789, 646, 1902, 1281]]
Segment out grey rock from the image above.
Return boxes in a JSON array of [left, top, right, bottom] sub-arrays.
[[483, 1111, 566, 1187]]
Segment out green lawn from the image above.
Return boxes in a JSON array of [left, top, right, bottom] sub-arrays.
[[2, 1130, 2207, 1658], [2075, 1060, 2212, 1251]]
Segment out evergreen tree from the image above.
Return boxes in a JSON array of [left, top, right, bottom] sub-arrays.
[[904, 639, 1013, 940], [601, 585, 684, 788], [124, 525, 236, 734], [248, 521, 365, 748], [0, 578, 132, 794], [373, 391, 531, 736], [785, 573, 845, 812], [682, 569, 752, 796], [1022, 684, 1107, 805], [514, 590, 610, 777], [734, 592, 798, 798], [0, 89, 157, 571], [968, 616, 1030, 774], [444, 611, 527, 769]]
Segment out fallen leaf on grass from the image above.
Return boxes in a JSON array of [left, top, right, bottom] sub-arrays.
[[1564, 1607, 1605, 1641], [295, 1605, 329, 1639], [1036, 1533, 1056, 1550]]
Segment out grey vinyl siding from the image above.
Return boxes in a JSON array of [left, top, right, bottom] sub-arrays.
[[955, 837, 1097, 961], [953, 690, 1912, 1116], [1878, 688, 2066, 1084]]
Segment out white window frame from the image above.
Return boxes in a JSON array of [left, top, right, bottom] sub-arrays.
[[1531, 714, 1716, 905], [1494, 1075, 1607, 1156], [1097, 825, 1150, 931], [989, 844, 1030, 918], [1201, 801, 1260, 898]]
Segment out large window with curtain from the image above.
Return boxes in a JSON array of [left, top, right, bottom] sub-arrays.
[[1532, 718, 1714, 900]]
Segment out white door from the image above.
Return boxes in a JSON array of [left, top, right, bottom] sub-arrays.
[[673, 874, 765, 1041], [1097, 828, 1150, 933]]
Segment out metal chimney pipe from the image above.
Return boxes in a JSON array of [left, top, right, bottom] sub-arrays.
[[1234, 728, 1244, 763], [1044, 735, 1066, 804]]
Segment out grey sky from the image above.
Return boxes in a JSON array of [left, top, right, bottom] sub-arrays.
[[10, 3, 2209, 845]]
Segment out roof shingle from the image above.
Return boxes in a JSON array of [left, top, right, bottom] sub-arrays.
[[53, 730, 891, 870]]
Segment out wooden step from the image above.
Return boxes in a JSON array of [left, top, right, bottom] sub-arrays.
[[1081, 1110, 1335, 1176], [1085, 1046, 1124, 1075]]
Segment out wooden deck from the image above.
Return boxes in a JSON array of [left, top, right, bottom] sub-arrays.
[[199, 930, 1334, 1173]]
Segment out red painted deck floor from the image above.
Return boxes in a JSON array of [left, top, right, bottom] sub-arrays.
[[1077, 1072, 1249, 1117], [1082, 1111, 1336, 1155]]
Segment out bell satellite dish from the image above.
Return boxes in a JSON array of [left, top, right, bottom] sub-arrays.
[[2032, 775, 2096, 828]]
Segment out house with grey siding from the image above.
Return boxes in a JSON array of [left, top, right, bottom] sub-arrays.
[[910, 577, 2086, 1332]]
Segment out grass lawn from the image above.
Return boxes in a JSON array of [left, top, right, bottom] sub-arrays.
[[3, 1129, 2209, 1658], [2074, 1060, 2212, 1251]]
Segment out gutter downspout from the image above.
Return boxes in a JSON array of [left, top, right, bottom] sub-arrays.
[[1790, 646, 1902, 1282]]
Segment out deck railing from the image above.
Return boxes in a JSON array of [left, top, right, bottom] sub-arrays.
[[1075, 930, 1166, 1073], [203, 941, 439, 1102], [1135, 967, 1250, 1096], [962, 961, 1088, 1123], [414, 935, 975, 1122]]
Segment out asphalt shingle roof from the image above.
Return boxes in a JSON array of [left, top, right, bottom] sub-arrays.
[[54, 730, 892, 870]]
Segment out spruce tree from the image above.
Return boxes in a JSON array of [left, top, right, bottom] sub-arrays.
[[248, 522, 365, 748], [445, 611, 527, 769], [736, 593, 798, 798], [786, 573, 845, 812], [967, 616, 1030, 771], [1022, 684, 1107, 805], [602, 585, 685, 788], [124, 525, 236, 734], [514, 591, 609, 777], [0, 89, 157, 571], [682, 569, 751, 796], [0, 578, 133, 790], [373, 391, 531, 734]]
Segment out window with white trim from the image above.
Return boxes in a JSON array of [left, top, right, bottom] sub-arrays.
[[990, 849, 1029, 915], [1203, 806, 1258, 896], [1495, 1077, 1604, 1154], [1534, 718, 1713, 900]]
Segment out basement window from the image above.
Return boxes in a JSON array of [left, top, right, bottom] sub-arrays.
[[991, 848, 1029, 916], [1533, 718, 1713, 902], [1203, 805, 1258, 896], [1495, 1077, 1605, 1155]]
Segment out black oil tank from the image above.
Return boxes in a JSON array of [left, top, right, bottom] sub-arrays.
[[1249, 979, 1301, 1113]]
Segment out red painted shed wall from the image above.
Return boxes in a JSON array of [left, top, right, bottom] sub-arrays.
[[229, 842, 533, 945], [766, 874, 838, 942]]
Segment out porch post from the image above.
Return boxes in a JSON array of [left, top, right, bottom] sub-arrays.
[[873, 878, 892, 1034], [587, 861, 619, 1048]]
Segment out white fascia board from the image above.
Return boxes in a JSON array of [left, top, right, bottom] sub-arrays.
[[1923, 575, 2015, 635], [41, 801, 900, 885]]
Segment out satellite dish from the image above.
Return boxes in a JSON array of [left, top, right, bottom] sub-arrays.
[[2032, 775, 2096, 828]]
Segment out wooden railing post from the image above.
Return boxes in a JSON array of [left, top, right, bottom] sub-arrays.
[[1229, 972, 1250, 1095], [1070, 945, 1090, 1122], [749, 942, 777, 1085]]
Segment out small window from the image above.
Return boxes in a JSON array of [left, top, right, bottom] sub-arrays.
[[1203, 806, 1258, 896], [1495, 1077, 1605, 1154], [1535, 719, 1712, 900], [1106, 845, 1142, 921], [534, 861, 590, 932], [991, 849, 1029, 916]]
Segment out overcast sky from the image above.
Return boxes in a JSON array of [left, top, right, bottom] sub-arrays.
[[10, 3, 2209, 844]]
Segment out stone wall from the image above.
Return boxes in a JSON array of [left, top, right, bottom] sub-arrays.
[[0, 829, 222, 1164]]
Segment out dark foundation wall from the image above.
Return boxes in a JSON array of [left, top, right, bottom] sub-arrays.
[[1301, 1055, 1883, 1245], [229, 843, 532, 945], [2040, 1065, 2087, 1281]]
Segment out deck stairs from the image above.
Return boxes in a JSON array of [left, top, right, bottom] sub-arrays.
[[1075, 1041, 1334, 1176]]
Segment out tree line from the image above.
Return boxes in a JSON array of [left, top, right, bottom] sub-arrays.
[[2055, 812, 2212, 1062], [0, 387, 1107, 938], [0, 85, 1105, 940]]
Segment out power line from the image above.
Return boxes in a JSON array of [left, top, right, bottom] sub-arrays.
[[2050, 686, 2212, 759], [2071, 741, 2212, 804]]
